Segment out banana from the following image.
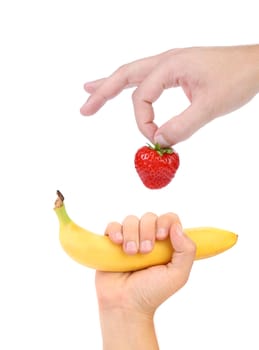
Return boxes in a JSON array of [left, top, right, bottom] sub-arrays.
[[54, 191, 238, 272]]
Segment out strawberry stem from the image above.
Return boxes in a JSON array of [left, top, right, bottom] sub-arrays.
[[147, 143, 173, 156]]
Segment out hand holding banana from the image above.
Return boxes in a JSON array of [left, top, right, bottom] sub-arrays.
[[54, 191, 238, 272]]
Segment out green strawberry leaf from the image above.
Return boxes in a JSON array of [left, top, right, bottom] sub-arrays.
[[147, 143, 173, 156]]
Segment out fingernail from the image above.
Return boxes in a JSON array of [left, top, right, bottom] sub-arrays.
[[175, 224, 183, 236], [154, 134, 168, 147], [140, 240, 153, 253], [156, 228, 167, 239], [125, 241, 137, 254]]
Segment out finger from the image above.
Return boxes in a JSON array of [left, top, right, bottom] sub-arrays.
[[80, 55, 162, 116], [84, 78, 106, 93], [132, 63, 173, 143], [139, 212, 157, 253], [84, 78, 137, 94], [122, 215, 139, 255], [105, 221, 123, 244], [142, 223, 196, 305], [154, 98, 212, 146], [165, 224, 196, 291], [80, 76, 126, 116], [156, 212, 181, 240]]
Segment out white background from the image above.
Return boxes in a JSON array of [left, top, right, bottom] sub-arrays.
[[1, 1, 258, 349]]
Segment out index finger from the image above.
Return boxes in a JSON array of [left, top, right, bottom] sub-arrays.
[[132, 63, 173, 143], [80, 55, 162, 116]]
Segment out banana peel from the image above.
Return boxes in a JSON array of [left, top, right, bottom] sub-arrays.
[[54, 191, 238, 272]]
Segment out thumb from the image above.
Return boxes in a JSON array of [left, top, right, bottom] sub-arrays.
[[154, 100, 211, 146], [141, 224, 196, 309], [164, 225, 196, 293]]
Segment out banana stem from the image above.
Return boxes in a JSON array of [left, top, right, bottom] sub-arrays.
[[55, 190, 64, 209], [54, 190, 71, 225]]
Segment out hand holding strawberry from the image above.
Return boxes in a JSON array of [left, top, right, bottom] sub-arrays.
[[134, 143, 180, 189]]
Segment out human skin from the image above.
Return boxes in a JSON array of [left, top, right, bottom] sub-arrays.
[[81, 45, 259, 146], [95, 212, 196, 349]]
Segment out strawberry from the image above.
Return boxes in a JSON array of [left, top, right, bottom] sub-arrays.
[[134, 143, 180, 189]]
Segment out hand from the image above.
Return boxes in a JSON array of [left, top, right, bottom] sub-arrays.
[[95, 213, 196, 349], [81, 45, 259, 146]]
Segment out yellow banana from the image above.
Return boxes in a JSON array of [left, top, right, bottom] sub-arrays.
[[54, 191, 238, 272]]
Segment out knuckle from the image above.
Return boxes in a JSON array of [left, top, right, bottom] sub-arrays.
[[132, 92, 148, 108], [105, 221, 120, 234], [114, 63, 129, 77], [140, 212, 157, 221], [168, 212, 180, 222], [160, 212, 181, 226], [131, 89, 137, 102], [122, 214, 139, 224]]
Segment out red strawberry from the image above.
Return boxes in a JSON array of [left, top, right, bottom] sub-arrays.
[[134, 143, 180, 189]]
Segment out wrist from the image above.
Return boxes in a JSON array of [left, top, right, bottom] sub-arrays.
[[98, 307, 159, 350], [96, 281, 157, 317]]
